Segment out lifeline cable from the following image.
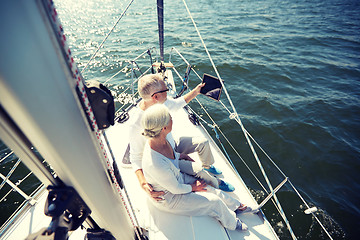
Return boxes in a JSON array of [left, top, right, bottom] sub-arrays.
[[180, 0, 297, 238], [0, 171, 34, 203], [103, 47, 156, 85], [0, 150, 13, 164], [81, 0, 135, 74]]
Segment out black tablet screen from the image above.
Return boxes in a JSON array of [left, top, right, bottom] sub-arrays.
[[200, 73, 223, 101]]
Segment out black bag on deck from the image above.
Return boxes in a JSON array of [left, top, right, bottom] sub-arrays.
[[85, 80, 115, 130]]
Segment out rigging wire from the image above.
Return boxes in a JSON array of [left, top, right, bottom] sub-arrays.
[[171, 47, 270, 191], [0, 150, 14, 164], [113, 66, 152, 115], [185, 76, 333, 239], [170, 51, 269, 193], [170, 35, 333, 240], [168, 44, 333, 238], [61, 0, 333, 236], [195, 102, 333, 238], [103, 47, 156, 85], [81, 0, 135, 74], [46, 1, 144, 238], [181, 1, 296, 238], [172, 64, 294, 225], [0, 171, 33, 203]]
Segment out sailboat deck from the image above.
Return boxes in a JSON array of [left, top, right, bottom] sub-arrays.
[[105, 104, 278, 240]]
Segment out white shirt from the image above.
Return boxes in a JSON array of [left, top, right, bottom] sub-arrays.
[[129, 97, 186, 171], [142, 142, 192, 194]]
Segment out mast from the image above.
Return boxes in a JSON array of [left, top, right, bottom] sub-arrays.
[[0, 1, 134, 239], [157, 0, 164, 61]]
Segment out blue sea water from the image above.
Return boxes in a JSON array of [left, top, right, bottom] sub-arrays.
[[1, 0, 359, 239]]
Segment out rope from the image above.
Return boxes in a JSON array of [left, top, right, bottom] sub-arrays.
[[102, 132, 144, 237], [44, 1, 141, 238], [170, 62, 270, 192], [172, 21, 296, 236], [170, 43, 334, 238], [220, 97, 333, 238], [81, 0, 135, 74], [181, 1, 297, 237], [171, 65, 289, 219]]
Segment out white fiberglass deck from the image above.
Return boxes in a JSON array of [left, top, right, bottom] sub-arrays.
[[105, 103, 279, 240]]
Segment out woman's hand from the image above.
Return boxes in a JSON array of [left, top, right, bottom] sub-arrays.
[[179, 153, 195, 162], [191, 180, 207, 192], [142, 182, 165, 201]]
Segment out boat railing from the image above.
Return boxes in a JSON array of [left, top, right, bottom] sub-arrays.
[[81, 0, 136, 75], [97, 43, 334, 239], [0, 161, 35, 205], [169, 46, 334, 239], [74, 0, 334, 235], [0, 146, 45, 235]]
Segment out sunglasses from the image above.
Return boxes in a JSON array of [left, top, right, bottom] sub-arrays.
[[151, 88, 169, 97]]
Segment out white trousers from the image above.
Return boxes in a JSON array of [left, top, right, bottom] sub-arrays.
[[155, 174, 240, 230], [175, 136, 215, 168]]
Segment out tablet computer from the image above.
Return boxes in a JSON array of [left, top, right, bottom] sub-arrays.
[[200, 73, 223, 101]]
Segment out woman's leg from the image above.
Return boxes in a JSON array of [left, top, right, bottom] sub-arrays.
[[205, 186, 240, 211], [167, 174, 240, 230], [169, 191, 238, 230]]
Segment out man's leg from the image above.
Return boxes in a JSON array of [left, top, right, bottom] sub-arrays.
[[176, 136, 214, 168]]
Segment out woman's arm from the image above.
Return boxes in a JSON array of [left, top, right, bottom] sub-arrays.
[[149, 162, 192, 194], [135, 169, 164, 201]]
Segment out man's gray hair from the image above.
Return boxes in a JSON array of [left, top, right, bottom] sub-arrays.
[[138, 74, 163, 99]]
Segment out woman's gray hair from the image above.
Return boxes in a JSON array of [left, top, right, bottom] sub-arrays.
[[138, 74, 163, 99], [141, 104, 170, 138]]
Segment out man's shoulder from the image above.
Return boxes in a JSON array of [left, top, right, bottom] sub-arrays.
[[129, 107, 143, 126], [164, 97, 179, 104], [164, 97, 186, 110]]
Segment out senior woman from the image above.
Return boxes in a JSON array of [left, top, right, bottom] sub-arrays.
[[141, 104, 249, 231]]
